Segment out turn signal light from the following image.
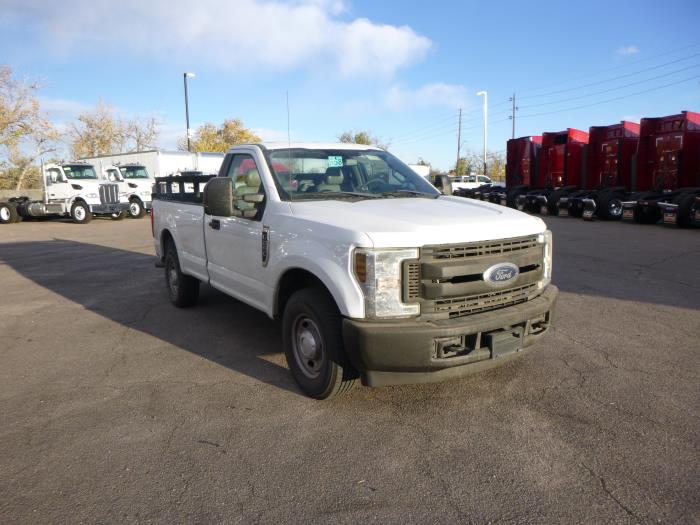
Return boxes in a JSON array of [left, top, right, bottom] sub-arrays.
[[354, 252, 367, 283]]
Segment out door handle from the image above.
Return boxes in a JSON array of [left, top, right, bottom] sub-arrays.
[[209, 219, 221, 230]]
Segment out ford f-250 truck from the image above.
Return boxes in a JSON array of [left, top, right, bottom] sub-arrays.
[[152, 143, 558, 399]]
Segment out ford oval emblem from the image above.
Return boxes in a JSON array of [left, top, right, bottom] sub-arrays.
[[483, 262, 519, 287]]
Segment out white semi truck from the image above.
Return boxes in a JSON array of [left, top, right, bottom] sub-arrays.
[[103, 163, 154, 218], [0, 162, 128, 224]]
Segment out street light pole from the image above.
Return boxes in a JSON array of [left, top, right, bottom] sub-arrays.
[[183, 72, 195, 152], [477, 90, 488, 176]]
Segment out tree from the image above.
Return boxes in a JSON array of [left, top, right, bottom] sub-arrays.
[[455, 151, 483, 177], [180, 119, 261, 153], [0, 65, 59, 190], [338, 130, 390, 150], [69, 102, 160, 158], [487, 150, 506, 182]]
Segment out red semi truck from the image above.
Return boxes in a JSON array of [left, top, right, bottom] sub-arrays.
[[487, 135, 542, 207], [516, 128, 589, 215], [558, 121, 641, 220], [623, 111, 700, 227]]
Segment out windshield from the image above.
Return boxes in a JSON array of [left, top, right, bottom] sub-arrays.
[[266, 148, 440, 200], [119, 165, 150, 179], [63, 165, 97, 179]]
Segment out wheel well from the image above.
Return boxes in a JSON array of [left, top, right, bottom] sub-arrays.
[[160, 229, 174, 259], [129, 195, 143, 202], [275, 268, 334, 319]]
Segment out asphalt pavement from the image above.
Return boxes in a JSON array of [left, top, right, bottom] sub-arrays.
[[0, 215, 698, 524]]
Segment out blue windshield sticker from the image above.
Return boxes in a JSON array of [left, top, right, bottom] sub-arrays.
[[327, 156, 343, 168]]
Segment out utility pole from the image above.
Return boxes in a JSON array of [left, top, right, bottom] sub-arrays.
[[477, 91, 488, 176], [455, 108, 462, 176], [183, 72, 196, 152], [509, 93, 518, 139]]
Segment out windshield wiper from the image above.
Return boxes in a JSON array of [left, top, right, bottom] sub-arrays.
[[381, 190, 439, 199], [292, 191, 381, 200]]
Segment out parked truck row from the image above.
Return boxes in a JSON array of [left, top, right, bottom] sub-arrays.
[[457, 110, 700, 229], [1, 151, 225, 225]]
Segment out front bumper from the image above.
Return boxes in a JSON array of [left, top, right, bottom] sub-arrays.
[[343, 285, 558, 387], [89, 203, 129, 214]]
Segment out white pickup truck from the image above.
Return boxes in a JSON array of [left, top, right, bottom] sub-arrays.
[[152, 143, 557, 399]]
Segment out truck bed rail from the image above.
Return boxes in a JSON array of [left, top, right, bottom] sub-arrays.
[[153, 174, 216, 204]]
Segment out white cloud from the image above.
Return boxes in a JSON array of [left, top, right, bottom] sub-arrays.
[[616, 45, 639, 55], [385, 83, 470, 110], [38, 97, 93, 124], [5, 0, 432, 77]]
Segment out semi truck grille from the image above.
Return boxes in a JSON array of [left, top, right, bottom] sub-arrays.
[[99, 184, 119, 204], [405, 235, 544, 320]]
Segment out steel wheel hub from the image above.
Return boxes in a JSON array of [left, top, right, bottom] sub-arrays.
[[168, 261, 179, 295], [130, 202, 140, 215], [609, 199, 622, 217], [292, 316, 324, 379], [0, 207, 9, 221], [75, 207, 85, 220]]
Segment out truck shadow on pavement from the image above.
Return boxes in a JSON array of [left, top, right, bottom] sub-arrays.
[[0, 239, 303, 396]]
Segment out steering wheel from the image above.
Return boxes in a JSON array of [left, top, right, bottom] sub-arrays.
[[358, 177, 385, 192]]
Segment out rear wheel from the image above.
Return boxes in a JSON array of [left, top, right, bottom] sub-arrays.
[[164, 243, 199, 307], [676, 193, 698, 228], [71, 201, 92, 224], [283, 287, 358, 399], [128, 198, 146, 218]]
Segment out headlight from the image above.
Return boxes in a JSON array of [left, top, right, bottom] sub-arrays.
[[537, 230, 553, 288], [86, 193, 98, 198], [141, 191, 151, 197], [119, 192, 128, 198], [353, 248, 420, 319]]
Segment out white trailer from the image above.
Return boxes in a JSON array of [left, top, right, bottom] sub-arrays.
[[80, 150, 225, 179]]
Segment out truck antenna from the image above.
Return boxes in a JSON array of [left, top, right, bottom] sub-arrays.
[[286, 91, 292, 187]]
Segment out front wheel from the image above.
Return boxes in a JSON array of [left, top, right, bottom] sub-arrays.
[[282, 287, 358, 399], [0, 203, 19, 224], [71, 201, 92, 224], [128, 199, 146, 218]]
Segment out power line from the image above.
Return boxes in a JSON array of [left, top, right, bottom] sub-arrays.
[[518, 74, 700, 119], [517, 41, 700, 95], [519, 52, 700, 100], [519, 63, 700, 110]]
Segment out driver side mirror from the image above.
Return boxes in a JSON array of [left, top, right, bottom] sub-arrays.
[[203, 177, 234, 216]]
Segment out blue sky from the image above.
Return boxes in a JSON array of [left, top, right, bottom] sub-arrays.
[[2, 0, 699, 170]]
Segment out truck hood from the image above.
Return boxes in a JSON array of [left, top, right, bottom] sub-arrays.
[[288, 195, 546, 247]]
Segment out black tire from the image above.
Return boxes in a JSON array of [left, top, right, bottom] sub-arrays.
[[0, 202, 19, 224], [110, 210, 127, 220], [282, 287, 358, 399], [506, 186, 528, 208], [633, 204, 661, 225], [128, 198, 146, 218], [71, 201, 92, 224], [676, 193, 698, 228], [596, 192, 624, 221], [164, 243, 199, 307]]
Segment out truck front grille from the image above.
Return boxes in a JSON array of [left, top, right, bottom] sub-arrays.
[[423, 235, 539, 260], [405, 235, 544, 320], [425, 283, 538, 319], [99, 184, 119, 204]]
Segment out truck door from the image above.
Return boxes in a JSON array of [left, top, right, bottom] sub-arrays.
[[46, 167, 72, 201], [204, 153, 269, 312]]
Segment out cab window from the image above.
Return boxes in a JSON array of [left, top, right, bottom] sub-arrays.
[[226, 154, 265, 220]]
